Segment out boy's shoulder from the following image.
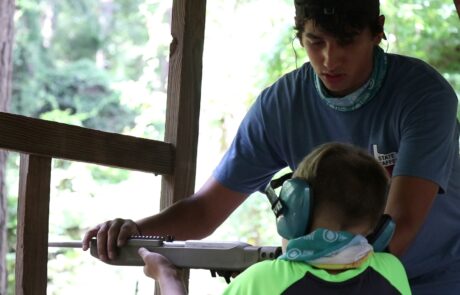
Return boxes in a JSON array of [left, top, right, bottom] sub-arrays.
[[369, 252, 411, 295]]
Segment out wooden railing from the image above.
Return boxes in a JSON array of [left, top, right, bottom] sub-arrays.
[[0, 111, 176, 294]]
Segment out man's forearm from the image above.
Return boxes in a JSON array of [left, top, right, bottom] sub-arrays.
[[136, 197, 214, 240], [136, 178, 249, 240]]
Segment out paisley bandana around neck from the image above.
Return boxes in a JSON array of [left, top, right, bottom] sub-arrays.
[[314, 46, 387, 112], [279, 228, 373, 270]]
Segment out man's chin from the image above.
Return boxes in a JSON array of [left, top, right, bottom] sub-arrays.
[[323, 85, 349, 97]]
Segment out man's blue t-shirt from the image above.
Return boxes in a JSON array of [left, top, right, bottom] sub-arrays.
[[213, 53, 460, 294]]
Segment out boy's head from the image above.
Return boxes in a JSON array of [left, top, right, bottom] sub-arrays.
[[294, 0, 384, 42], [292, 142, 389, 235]]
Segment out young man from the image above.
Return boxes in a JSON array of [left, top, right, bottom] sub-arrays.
[[83, 1, 460, 293], [139, 143, 411, 295]]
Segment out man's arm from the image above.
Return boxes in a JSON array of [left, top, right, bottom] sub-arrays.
[[82, 177, 248, 261], [385, 175, 438, 256]]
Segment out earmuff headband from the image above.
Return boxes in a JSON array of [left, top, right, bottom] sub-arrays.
[[264, 172, 294, 217]]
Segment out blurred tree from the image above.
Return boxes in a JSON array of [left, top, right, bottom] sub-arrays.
[[12, 0, 139, 133], [0, 0, 15, 294], [384, 0, 460, 91]]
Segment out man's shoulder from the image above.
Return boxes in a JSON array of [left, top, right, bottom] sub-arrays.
[[386, 53, 440, 76], [385, 52, 455, 96]]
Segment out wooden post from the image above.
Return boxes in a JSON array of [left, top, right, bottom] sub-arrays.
[[15, 155, 52, 295], [161, 0, 206, 206], [159, 0, 207, 293]]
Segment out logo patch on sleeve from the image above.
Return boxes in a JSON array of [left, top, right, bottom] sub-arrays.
[[372, 144, 397, 175]]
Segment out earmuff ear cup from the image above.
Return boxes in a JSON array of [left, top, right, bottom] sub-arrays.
[[276, 178, 312, 240], [366, 214, 395, 252]]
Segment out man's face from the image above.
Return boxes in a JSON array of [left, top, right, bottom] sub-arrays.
[[302, 20, 381, 97]]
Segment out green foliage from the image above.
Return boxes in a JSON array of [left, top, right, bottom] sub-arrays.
[[383, 0, 460, 91], [13, 0, 140, 133], [258, 27, 307, 92], [50, 1, 102, 61], [5, 155, 18, 295]]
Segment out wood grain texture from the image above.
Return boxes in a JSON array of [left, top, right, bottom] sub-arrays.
[[156, 0, 207, 293], [161, 0, 206, 207], [15, 155, 51, 295], [0, 112, 174, 174]]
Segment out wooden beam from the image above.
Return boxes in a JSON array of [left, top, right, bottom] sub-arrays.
[[15, 154, 52, 295], [0, 112, 174, 174], [158, 0, 207, 293]]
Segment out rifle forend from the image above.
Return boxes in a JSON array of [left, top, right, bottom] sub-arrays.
[[89, 236, 282, 272]]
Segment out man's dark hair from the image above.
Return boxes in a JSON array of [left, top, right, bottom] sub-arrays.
[[294, 0, 383, 42]]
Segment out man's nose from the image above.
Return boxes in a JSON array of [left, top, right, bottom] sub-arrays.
[[322, 43, 343, 71]]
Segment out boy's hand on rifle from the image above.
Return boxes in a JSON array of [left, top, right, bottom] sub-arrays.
[[138, 247, 180, 280], [81, 218, 141, 261], [138, 247, 187, 295]]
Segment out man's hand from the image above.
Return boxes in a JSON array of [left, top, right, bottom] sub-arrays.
[[81, 218, 140, 261]]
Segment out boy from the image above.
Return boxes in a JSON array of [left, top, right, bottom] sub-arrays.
[[139, 143, 411, 294]]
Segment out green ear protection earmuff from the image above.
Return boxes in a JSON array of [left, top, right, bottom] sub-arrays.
[[264, 172, 313, 240]]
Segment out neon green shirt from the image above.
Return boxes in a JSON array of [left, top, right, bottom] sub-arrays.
[[223, 252, 411, 295]]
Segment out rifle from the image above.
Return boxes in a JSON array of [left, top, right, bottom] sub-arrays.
[[49, 236, 282, 283]]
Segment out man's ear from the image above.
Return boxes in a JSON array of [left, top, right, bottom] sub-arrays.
[[375, 15, 386, 43], [297, 33, 305, 48]]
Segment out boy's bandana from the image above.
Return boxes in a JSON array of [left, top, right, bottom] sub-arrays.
[[279, 228, 373, 270], [314, 46, 387, 112]]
